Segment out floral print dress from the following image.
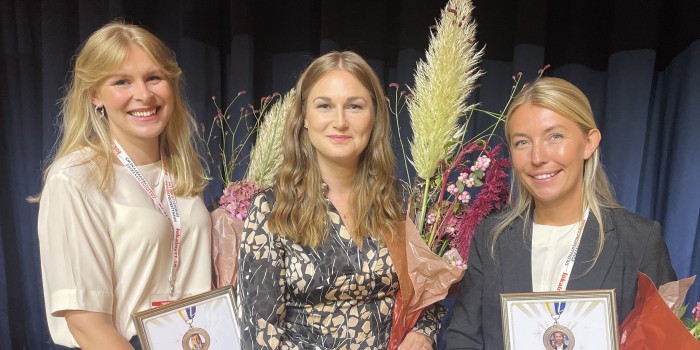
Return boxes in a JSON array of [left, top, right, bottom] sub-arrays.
[[238, 189, 443, 349]]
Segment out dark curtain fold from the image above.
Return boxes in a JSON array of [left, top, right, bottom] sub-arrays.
[[1, 0, 699, 348]]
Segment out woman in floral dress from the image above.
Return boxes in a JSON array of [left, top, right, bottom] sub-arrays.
[[238, 51, 443, 350]]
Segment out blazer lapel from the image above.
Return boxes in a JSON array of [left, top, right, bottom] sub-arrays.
[[499, 217, 534, 292], [568, 209, 618, 290]]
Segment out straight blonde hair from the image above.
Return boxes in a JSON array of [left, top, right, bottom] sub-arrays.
[[268, 51, 403, 247], [37, 21, 207, 199], [491, 77, 620, 265]]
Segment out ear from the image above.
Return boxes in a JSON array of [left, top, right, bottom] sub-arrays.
[[583, 128, 601, 160], [90, 89, 102, 107]]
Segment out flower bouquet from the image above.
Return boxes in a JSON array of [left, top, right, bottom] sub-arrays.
[[685, 302, 700, 341], [385, 0, 513, 347], [204, 90, 295, 288], [619, 273, 700, 349]]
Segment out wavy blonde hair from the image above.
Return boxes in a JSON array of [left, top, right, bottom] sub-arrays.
[[491, 77, 620, 264], [38, 21, 207, 198], [268, 51, 403, 247]]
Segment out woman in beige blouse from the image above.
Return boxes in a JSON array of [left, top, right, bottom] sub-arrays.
[[36, 21, 211, 349]]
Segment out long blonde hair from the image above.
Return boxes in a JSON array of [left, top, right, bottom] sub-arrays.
[[39, 21, 207, 198], [268, 51, 403, 247], [491, 77, 620, 262]]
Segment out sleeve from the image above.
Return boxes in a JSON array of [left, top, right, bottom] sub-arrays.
[[238, 192, 287, 350], [38, 173, 114, 316], [410, 302, 447, 344], [640, 221, 677, 286], [443, 222, 487, 350]]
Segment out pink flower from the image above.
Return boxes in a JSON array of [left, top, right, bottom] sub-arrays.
[[475, 155, 491, 171], [458, 172, 468, 183], [447, 183, 459, 195], [693, 301, 700, 321], [458, 191, 471, 204], [426, 212, 437, 225], [219, 180, 259, 220]]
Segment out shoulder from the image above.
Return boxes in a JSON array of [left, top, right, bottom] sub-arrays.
[[476, 209, 519, 235], [249, 186, 276, 213], [45, 149, 99, 188], [604, 207, 661, 234]]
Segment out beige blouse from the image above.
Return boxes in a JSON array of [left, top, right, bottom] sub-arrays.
[[38, 150, 212, 346]]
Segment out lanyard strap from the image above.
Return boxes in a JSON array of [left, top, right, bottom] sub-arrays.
[[112, 140, 182, 297], [553, 209, 590, 292], [178, 306, 197, 327], [546, 301, 566, 323]]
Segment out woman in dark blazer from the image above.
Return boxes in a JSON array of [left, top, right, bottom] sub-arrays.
[[444, 77, 676, 350]]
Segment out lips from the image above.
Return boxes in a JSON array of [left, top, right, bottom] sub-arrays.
[[531, 170, 561, 180], [327, 135, 352, 141], [128, 107, 159, 118]]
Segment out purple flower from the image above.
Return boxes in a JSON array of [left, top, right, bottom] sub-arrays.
[[452, 144, 510, 260]]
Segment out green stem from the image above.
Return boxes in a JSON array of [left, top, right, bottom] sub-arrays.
[[438, 236, 450, 256], [391, 88, 412, 188], [416, 180, 431, 234]]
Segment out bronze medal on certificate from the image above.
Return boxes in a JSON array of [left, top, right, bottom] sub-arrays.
[[542, 301, 575, 350], [179, 306, 211, 350]]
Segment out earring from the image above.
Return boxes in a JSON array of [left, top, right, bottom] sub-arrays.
[[304, 124, 308, 129], [95, 105, 105, 118]]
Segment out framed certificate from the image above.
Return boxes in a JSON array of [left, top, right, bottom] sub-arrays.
[[500, 289, 619, 350], [133, 285, 240, 350]]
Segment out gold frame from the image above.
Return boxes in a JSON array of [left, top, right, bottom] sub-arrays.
[[500, 289, 619, 350], [132, 285, 239, 350]]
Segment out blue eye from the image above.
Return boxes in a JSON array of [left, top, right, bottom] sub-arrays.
[[317, 103, 331, 109], [147, 75, 163, 83], [549, 133, 564, 142], [113, 79, 129, 86], [512, 140, 529, 149]]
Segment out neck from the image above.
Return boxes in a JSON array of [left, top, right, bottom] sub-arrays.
[[114, 137, 161, 165], [534, 200, 584, 226], [318, 162, 356, 196], [319, 162, 357, 225]]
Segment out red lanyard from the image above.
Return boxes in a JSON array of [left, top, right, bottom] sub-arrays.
[[554, 209, 589, 291], [113, 141, 182, 297]]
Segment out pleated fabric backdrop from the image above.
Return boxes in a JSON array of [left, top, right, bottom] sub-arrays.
[[1, 0, 698, 348]]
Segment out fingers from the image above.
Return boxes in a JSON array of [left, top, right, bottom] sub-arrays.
[[397, 331, 433, 350]]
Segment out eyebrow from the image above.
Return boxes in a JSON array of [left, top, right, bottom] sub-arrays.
[[510, 125, 567, 139], [312, 96, 368, 103], [106, 69, 163, 79]]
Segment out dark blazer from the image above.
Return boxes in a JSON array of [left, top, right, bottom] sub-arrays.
[[444, 207, 676, 350]]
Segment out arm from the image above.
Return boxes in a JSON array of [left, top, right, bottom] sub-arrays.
[[238, 192, 287, 350], [38, 172, 120, 346], [406, 303, 447, 348], [64, 311, 133, 350], [640, 221, 676, 285], [443, 224, 487, 350]]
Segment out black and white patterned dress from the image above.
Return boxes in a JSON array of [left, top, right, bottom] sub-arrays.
[[238, 189, 443, 350]]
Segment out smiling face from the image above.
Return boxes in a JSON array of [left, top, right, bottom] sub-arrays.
[[508, 103, 600, 212], [304, 69, 373, 173], [554, 332, 565, 344], [91, 44, 173, 152]]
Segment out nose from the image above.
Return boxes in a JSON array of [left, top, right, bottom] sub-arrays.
[[134, 80, 154, 102], [531, 141, 548, 165], [333, 109, 349, 129]]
